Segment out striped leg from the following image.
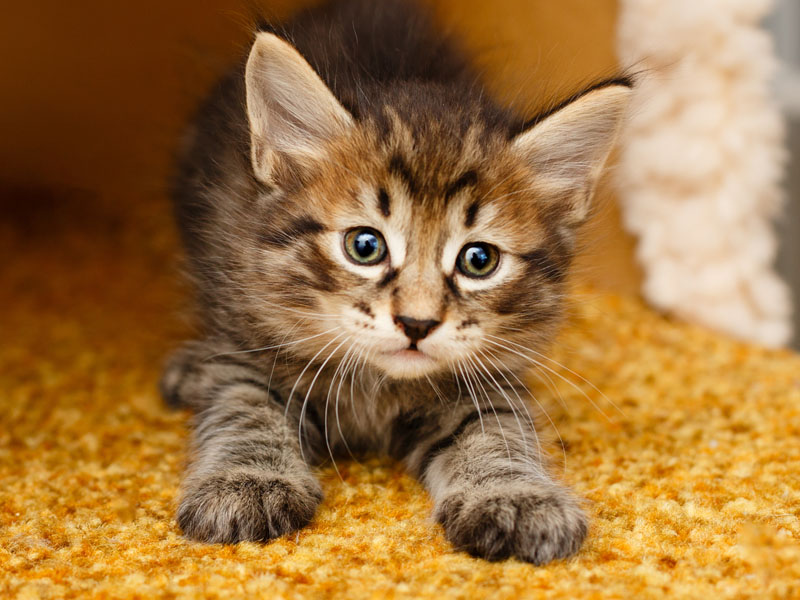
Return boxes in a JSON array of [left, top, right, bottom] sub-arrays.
[[394, 405, 587, 564], [161, 340, 322, 543]]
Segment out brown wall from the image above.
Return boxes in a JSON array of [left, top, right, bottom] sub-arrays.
[[0, 0, 638, 291]]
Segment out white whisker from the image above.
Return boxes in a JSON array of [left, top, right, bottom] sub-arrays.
[[316, 335, 353, 479], [481, 347, 565, 475], [487, 334, 625, 419], [285, 331, 346, 457], [349, 344, 368, 430], [471, 350, 534, 461], [335, 342, 360, 461], [425, 374, 448, 407], [208, 327, 342, 360], [465, 356, 513, 468], [457, 360, 485, 435], [486, 338, 615, 422]]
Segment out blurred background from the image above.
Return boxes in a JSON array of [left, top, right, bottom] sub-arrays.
[[0, 0, 795, 345], [769, 0, 800, 347]]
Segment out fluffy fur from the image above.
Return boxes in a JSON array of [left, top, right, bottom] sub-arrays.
[[615, 0, 791, 347], [163, 0, 629, 564]]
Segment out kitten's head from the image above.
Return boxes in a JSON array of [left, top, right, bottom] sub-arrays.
[[236, 33, 630, 380]]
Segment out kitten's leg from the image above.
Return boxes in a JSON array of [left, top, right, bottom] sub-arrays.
[[161, 341, 323, 544], [396, 405, 587, 565]]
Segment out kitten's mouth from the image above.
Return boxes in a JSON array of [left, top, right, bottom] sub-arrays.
[[396, 347, 425, 358], [388, 345, 432, 362], [375, 345, 439, 378]]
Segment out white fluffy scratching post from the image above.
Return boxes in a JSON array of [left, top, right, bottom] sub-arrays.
[[615, 0, 792, 347]]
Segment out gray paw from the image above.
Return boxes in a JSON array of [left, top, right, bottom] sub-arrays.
[[177, 469, 322, 543], [159, 345, 199, 409], [435, 482, 588, 564]]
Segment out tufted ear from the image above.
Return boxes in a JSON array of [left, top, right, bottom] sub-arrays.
[[512, 83, 631, 224], [245, 32, 353, 183]]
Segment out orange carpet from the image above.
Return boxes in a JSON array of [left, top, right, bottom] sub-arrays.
[[1, 193, 799, 599]]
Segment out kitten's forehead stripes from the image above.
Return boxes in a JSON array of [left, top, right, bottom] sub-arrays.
[[388, 154, 420, 196], [378, 187, 391, 217], [464, 201, 480, 228], [444, 170, 478, 202]]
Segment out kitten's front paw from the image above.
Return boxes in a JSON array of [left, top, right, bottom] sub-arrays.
[[435, 482, 587, 565], [177, 469, 322, 544]]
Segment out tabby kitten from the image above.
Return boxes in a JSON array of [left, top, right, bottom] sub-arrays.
[[162, 0, 630, 564]]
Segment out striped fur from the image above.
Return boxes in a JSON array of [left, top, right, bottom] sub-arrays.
[[165, 0, 629, 564]]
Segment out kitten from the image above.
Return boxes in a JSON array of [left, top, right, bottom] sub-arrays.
[[162, 0, 630, 564]]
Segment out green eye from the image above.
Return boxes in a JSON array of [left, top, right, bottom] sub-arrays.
[[343, 227, 387, 265], [457, 242, 499, 278]]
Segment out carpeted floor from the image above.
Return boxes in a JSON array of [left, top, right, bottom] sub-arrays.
[[1, 192, 799, 599]]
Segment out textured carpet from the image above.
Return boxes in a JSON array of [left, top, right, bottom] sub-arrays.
[[2, 194, 799, 599]]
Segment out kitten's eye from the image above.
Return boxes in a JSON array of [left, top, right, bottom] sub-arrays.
[[457, 242, 499, 278], [343, 227, 387, 265]]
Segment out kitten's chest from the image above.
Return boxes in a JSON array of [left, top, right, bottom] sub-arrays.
[[317, 393, 399, 455], [272, 367, 408, 454]]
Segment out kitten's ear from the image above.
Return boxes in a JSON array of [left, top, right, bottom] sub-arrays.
[[245, 32, 353, 183], [511, 83, 631, 224]]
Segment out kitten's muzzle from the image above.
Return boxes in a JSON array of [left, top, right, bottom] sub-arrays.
[[394, 316, 441, 343]]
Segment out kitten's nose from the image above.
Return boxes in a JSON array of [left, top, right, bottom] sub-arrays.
[[394, 316, 441, 342]]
